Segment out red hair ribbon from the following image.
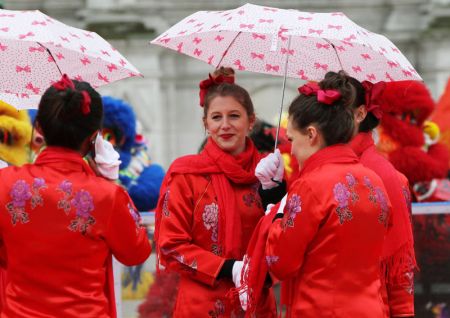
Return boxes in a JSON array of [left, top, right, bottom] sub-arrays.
[[80, 90, 91, 115], [298, 82, 342, 105], [52, 74, 75, 91], [361, 81, 385, 119], [52, 74, 91, 115], [199, 73, 235, 106]]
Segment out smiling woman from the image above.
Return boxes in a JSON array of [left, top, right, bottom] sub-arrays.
[[154, 67, 277, 317]]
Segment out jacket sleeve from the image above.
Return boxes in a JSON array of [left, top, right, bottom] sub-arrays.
[[266, 182, 322, 281], [104, 187, 151, 266], [158, 174, 225, 287]]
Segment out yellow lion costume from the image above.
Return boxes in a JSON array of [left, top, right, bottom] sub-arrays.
[[0, 100, 32, 166]]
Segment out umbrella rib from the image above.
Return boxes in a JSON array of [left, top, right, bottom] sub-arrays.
[[216, 31, 242, 69], [324, 39, 344, 71], [37, 42, 63, 76]]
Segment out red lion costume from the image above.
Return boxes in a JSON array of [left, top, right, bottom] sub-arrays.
[[378, 81, 450, 314], [377, 80, 449, 187]]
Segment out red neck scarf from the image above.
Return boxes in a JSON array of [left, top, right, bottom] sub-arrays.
[[350, 132, 416, 281], [239, 145, 358, 316], [155, 137, 261, 264], [34, 146, 95, 176]]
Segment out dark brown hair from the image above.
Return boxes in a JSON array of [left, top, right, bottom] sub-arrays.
[[322, 71, 379, 132], [203, 67, 254, 118], [36, 80, 103, 150], [288, 71, 357, 145]]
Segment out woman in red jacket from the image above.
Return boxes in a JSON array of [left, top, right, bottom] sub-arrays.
[[346, 77, 416, 317], [265, 72, 390, 317], [0, 75, 151, 318], [155, 67, 277, 317]]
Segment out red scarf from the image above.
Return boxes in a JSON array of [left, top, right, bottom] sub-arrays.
[[240, 145, 358, 316], [350, 132, 417, 282], [155, 137, 261, 266]]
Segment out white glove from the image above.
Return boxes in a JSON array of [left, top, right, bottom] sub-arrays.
[[277, 194, 288, 215], [265, 203, 275, 216], [232, 260, 248, 311], [0, 160, 7, 169], [255, 149, 284, 190], [94, 134, 121, 180]]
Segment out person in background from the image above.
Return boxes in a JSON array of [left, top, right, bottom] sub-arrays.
[[101, 96, 165, 212], [0, 74, 151, 318], [155, 67, 277, 317], [348, 77, 416, 318]]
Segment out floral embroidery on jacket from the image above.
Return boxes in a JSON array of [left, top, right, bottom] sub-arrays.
[[162, 189, 170, 217], [57, 181, 96, 234], [162, 249, 198, 275], [68, 190, 96, 234], [31, 178, 47, 208], [57, 180, 73, 214], [242, 183, 262, 209], [266, 255, 279, 267], [281, 194, 302, 229], [375, 188, 389, 226], [203, 202, 219, 242], [128, 203, 141, 232], [6, 178, 47, 225], [208, 299, 225, 318], [334, 183, 352, 224], [364, 176, 389, 227]]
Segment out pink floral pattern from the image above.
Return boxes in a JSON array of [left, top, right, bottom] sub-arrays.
[[5, 178, 47, 225], [208, 299, 225, 318], [162, 189, 170, 217], [57, 180, 96, 235], [57, 180, 73, 214], [128, 203, 141, 232], [333, 173, 359, 224], [202, 202, 219, 242], [266, 255, 279, 267], [364, 176, 389, 227], [281, 194, 302, 229], [242, 183, 262, 209]]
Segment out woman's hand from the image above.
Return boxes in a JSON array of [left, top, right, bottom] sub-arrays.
[[255, 149, 284, 189]]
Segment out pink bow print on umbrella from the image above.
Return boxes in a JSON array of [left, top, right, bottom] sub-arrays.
[[0, 8, 142, 109]]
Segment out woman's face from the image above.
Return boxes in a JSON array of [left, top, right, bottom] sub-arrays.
[[287, 117, 321, 167], [204, 95, 255, 156]]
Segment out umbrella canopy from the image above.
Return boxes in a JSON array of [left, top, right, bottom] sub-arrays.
[[0, 9, 141, 109], [151, 3, 421, 83]]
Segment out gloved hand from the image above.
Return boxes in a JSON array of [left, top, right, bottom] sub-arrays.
[[232, 260, 248, 311], [0, 159, 7, 169], [265, 203, 275, 216], [255, 149, 284, 190], [93, 133, 121, 180], [277, 194, 287, 215]]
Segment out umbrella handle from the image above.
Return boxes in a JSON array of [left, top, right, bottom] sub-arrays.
[[274, 35, 291, 152]]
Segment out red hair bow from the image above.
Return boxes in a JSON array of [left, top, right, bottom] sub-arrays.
[[199, 73, 235, 106], [298, 82, 342, 105], [361, 81, 385, 119], [52, 74, 75, 91], [52, 73, 91, 115]]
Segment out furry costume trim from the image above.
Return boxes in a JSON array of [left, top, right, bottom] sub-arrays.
[[0, 101, 31, 166]]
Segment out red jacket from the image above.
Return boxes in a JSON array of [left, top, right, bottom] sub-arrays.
[[266, 145, 389, 318], [0, 147, 151, 317], [157, 173, 276, 317], [351, 132, 415, 317]]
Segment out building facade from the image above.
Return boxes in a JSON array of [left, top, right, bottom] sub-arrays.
[[4, 0, 450, 168]]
